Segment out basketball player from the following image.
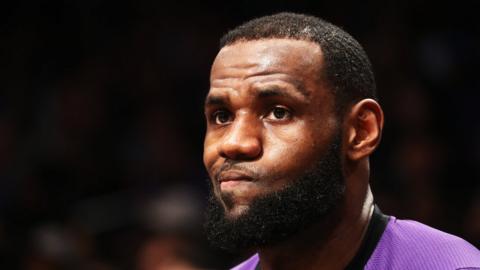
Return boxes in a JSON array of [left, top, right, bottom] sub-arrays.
[[203, 13, 480, 269]]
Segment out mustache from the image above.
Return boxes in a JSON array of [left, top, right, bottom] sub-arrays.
[[214, 160, 261, 182]]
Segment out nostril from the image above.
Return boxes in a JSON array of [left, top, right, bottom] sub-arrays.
[[219, 137, 262, 161], [217, 117, 262, 161]]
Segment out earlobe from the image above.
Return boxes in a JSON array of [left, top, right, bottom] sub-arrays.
[[346, 99, 384, 161]]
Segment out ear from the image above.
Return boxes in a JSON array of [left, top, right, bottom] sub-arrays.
[[345, 99, 384, 161]]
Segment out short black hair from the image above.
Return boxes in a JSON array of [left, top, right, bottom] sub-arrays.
[[220, 12, 377, 116]]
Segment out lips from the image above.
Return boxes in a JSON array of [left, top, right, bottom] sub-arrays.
[[217, 170, 254, 183], [217, 171, 256, 192]]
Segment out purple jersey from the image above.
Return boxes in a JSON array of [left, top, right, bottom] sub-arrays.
[[231, 212, 480, 270]]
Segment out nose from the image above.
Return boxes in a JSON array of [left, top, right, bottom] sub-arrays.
[[218, 116, 262, 161]]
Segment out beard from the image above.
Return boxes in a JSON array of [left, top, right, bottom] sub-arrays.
[[204, 131, 345, 252]]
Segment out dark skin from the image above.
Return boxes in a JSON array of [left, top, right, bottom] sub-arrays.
[[204, 39, 384, 270]]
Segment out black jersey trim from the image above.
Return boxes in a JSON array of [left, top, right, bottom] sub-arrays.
[[254, 205, 389, 270], [344, 205, 389, 270]]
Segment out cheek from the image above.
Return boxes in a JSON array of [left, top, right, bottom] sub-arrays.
[[262, 119, 334, 178], [203, 142, 222, 196], [203, 135, 218, 173], [263, 122, 316, 171], [265, 120, 314, 153]]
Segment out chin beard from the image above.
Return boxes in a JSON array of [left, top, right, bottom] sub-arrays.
[[204, 132, 345, 252]]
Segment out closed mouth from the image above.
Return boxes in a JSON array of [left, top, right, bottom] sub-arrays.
[[217, 170, 254, 183]]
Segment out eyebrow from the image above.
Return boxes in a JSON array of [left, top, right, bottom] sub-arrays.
[[204, 94, 228, 107], [246, 71, 310, 98], [256, 86, 305, 100], [284, 78, 309, 98], [257, 86, 303, 98], [204, 84, 310, 108]]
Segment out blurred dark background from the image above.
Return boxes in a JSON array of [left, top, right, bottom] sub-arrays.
[[1, 0, 479, 269]]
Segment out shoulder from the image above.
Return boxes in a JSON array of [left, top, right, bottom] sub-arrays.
[[366, 216, 480, 270], [230, 254, 259, 270]]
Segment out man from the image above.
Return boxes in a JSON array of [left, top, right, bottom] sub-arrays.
[[203, 12, 480, 269]]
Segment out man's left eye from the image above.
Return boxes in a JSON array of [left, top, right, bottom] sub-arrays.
[[266, 106, 292, 120]]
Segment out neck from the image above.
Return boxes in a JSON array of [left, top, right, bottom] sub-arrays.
[[257, 187, 374, 270]]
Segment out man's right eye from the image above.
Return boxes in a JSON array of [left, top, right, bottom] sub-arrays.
[[212, 110, 232, 125]]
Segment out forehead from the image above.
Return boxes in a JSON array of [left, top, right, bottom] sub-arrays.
[[210, 39, 324, 91]]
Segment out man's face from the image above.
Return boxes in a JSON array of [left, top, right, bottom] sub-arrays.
[[203, 39, 340, 219]]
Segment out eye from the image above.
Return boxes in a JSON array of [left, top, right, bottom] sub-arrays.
[[266, 106, 292, 121], [212, 110, 232, 125]]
